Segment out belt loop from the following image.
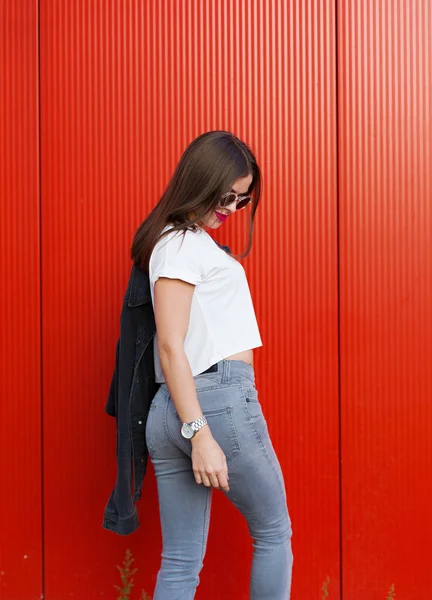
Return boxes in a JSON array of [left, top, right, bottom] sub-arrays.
[[221, 360, 230, 384]]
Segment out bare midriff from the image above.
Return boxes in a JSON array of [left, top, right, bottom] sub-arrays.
[[225, 348, 254, 368]]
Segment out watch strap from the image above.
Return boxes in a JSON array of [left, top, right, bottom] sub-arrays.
[[190, 415, 208, 432]]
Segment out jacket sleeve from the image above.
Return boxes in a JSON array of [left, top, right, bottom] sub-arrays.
[[105, 339, 119, 417]]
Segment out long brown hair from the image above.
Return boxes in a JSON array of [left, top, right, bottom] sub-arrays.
[[131, 131, 262, 270]]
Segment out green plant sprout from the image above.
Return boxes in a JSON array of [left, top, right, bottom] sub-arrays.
[[387, 583, 396, 599], [321, 576, 331, 598], [116, 551, 395, 599], [115, 549, 138, 600], [115, 549, 152, 600]]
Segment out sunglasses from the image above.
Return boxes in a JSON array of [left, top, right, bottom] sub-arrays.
[[220, 192, 252, 210]]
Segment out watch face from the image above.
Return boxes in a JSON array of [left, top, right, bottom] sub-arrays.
[[181, 423, 194, 439]]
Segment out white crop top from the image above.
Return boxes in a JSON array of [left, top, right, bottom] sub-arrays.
[[149, 225, 262, 383]]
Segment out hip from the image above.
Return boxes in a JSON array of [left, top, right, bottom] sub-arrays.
[[149, 360, 267, 459], [224, 349, 254, 368]]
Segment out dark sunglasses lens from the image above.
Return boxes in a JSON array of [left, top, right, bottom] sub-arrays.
[[220, 193, 236, 207], [237, 196, 251, 209]]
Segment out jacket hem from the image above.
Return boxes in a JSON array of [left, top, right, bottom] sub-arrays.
[[102, 511, 140, 535]]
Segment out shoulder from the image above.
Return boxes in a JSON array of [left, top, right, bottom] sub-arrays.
[[150, 226, 207, 285], [150, 226, 208, 269], [154, 226, 206, 256]]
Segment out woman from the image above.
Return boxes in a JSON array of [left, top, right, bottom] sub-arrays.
[[131, 131, 293, 599]]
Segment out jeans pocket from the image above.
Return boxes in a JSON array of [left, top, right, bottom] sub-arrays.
[[203, 406, 241, 462], [243, 387, 269, 444], [145, 404, 157, 457]]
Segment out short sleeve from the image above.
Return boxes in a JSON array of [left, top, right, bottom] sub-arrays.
[[149, 229, 204, 286]]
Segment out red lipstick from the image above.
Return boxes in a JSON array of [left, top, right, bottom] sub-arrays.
[[215, 211, 228, 222]]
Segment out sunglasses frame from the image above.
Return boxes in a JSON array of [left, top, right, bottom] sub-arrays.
[[220, 191, 252, 210]]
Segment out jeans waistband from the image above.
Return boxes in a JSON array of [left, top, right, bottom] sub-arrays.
[[199, 359, 255, 385]]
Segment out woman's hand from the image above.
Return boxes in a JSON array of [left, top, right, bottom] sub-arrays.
[[191, 428, 230, 492]]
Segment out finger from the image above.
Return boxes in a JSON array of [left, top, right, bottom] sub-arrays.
[[209, 474, 220, 489], [201, 474, 211, 487], [194, 470, 203, 485], [217, 473, 230, 493]]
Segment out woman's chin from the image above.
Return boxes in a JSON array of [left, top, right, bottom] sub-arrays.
[[202, 215, 223, 229]]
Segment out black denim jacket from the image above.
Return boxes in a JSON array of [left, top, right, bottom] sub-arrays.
[[102, 264, 159, 535], [103, 243, 231, 535]]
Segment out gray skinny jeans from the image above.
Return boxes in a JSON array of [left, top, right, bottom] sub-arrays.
[[145, 359, 293, 599]]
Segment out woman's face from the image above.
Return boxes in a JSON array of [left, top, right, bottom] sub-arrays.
[[200, 174, 254, 230]]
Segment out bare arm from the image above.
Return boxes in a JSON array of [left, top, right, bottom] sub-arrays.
[[153, 277, 229, 491]]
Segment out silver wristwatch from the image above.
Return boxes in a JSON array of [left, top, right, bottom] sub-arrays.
[[181, 415, 208, 439]]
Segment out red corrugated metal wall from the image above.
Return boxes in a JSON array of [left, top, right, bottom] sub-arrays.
[[39, 1, 339, 598], [0, 2, 42, 599], [338, 1, 432, 598], [0, 1, 430, 599]]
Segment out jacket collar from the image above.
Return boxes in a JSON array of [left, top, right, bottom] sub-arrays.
[[127, 265, 152, 307]]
